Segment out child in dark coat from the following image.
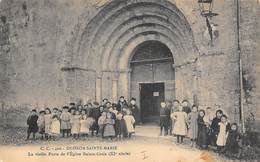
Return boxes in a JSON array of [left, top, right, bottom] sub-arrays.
[[210, 109, 223, 146], [116, 96, 128, 112], [224, 123, 242, 158], [159, 102, 170, 136], [128, 98, 140, 126], [26, 109, 39, 140], [90, 102, 101, 136], [115, 112, 127, 140], [197, 110, 208, 149]]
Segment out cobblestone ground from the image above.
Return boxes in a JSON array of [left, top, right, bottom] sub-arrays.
[[0, 127, 235, 162]]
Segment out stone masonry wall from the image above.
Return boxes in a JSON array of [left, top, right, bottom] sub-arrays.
[[0, 0, 259, 128], [240, 0, 260, 131]]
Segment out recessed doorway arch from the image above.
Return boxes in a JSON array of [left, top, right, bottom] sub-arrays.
[[129, 40, 175, 123], [67, 0, 199, 108]]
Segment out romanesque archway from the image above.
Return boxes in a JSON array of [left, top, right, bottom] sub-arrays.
[[130, 40, 175, 122], [69, 0, 199, 103]]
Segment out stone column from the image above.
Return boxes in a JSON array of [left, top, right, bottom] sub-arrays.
[[101, 71, 113, 101], [118, 69, 132, 100], [95, 72, 102, 103], [174, 65, 184, 101], [192, 63, 199, 106], [112, 72, 119, 103], [196, 58, 202, 106]]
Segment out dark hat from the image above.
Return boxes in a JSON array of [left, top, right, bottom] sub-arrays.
[[102, 98, 108, 101], [182, 99, 189, 103], [119, 96, 124, 98], [32, 109, 37, 112], [45, 107, 51, 112], [130, 97, 136, 101], [222, 114, 228, 119], [39, 109, 45, 114], [68, 107, 76, 113], [52, 115, 59, 119], [53, 107, 59, 111], [62, 106, 69, 109], [173, 99, 180, 103], [69, 102, 76, 106], [93, 102, 99, 106]]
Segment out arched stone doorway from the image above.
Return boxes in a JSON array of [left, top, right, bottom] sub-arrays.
[[67, 0, 199, 107], [130, 40, 175, 122]]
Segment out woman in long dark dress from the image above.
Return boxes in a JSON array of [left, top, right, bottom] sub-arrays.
[[197, 110, 208, 149], [210, 109, 223, 146]]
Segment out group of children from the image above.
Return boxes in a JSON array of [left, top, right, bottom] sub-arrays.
[[159, 100, 242, 158], [26, 96, 137, 141], [26, 97, 242, 157]]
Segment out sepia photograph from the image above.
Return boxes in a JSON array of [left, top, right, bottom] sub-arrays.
[[0, 0, 259, 162]]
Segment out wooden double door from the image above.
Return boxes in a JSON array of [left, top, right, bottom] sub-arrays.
[[139, 82, 165, 123]]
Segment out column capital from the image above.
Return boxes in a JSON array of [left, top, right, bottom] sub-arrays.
[[119, 68, 132, 74], [112, 72, 120, 81]]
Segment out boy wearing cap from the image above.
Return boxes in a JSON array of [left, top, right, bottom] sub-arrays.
[[116, 96, 128, 112], [129, 97, 140, 126], [159, 102, 170, 136]]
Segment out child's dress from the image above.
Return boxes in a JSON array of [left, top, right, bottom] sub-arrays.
[[71, 115, 81, 134], [103, 118, 116, 137], [216, 122, 230, 146], [44, 114, 52, 134], [187, 112, 198, 139], [80, 115, 93, 134], [50, 118, 61, 136], [171, 111, 187, 136], [37, 115, 45, 134], [124, 115, 135, 134], [80, 117, 88, 134], [60, 112, 71, 130]]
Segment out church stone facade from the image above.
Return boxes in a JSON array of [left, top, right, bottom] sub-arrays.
[[0, 0, 259, 128]]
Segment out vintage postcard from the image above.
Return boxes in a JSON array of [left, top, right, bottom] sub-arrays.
[[0, 0, 259, 162]]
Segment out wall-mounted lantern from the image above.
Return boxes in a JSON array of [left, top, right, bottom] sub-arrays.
[[198, 0, 218, 17], [198, 0, 218, 45]]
